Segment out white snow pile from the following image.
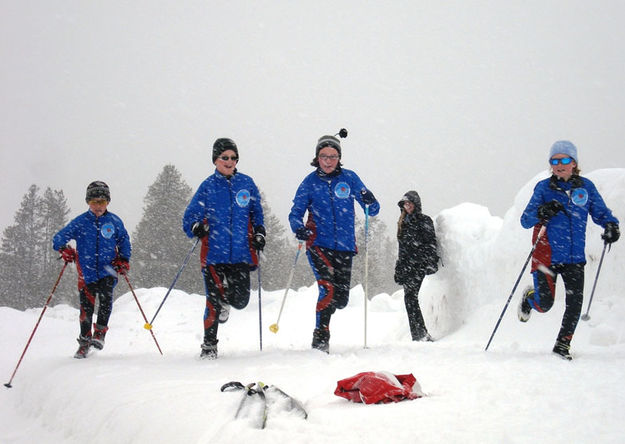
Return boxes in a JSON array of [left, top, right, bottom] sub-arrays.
[[1, 169, 624, 443]]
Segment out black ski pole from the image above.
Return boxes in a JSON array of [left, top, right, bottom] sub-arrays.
[[485, 225, 546, 351], [5, 262, 68, 388], [123, 274, 163, 354], [257, 252, 263, 351], [144, 238, 199, 330], [581, 241, 608, 321]]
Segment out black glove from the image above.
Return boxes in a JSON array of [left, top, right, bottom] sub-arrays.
[[295, 227, 312, 241], [602, 222, 620, 244], [252, 225, 266, 251], [191, 222, 209, 238], [537, 200, 564, 221], [361, 189, 376, 206], [394, 267, 406, 286]]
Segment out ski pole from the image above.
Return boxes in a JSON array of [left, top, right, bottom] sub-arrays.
[[364, 205, 370, 349], [123, 274, 163, 354], [485, 225, 546, 351], [257, 252, 263, 351], [581, 241, 608, 321], [144, 237, 199, 330], [4, 262, 68, 388], [269, 242, 304, 333]]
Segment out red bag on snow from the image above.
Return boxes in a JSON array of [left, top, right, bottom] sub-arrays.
[[334, 371, 424, 404]]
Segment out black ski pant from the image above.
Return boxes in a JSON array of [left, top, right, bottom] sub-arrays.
[[528, 263, 584, 345], [306, 246, 353, 332], [202, 263, 250, 345], [79, 276, 115, 338], [403, 272, 429, 340]]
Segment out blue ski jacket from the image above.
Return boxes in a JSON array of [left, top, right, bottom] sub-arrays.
[[289, 168, 380, 253], [183, 169, 264, 266], [520, 175, 618, 264], [53, 210, 131, 285]]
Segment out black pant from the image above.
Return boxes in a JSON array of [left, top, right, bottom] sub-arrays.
[[529, 263, 584, 345], [202, 263, 250, 344], [79, 276, 115, 338], [403, 273, 429, 340], [306, 246, 353, 331]]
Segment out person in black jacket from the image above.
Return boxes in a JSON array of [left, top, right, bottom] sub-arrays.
[[394, 191, 438, 342]]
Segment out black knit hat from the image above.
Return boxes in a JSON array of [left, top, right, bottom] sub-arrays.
[[85, 181, 110, 203], [212, 138, 238, 163]]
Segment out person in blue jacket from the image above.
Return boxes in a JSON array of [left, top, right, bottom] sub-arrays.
[[519, 141, 619, 360], [183, 138, 265, 359], [53, 181, 131, 359], [289, 133, 380, 352]]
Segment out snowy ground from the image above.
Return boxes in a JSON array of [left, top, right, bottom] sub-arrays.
[[2, 169, 624, 444]]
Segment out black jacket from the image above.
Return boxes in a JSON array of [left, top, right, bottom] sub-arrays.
[[394, 192, 438, 285]]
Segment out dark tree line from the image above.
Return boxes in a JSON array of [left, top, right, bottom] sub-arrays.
[[0, 166, 398, 310]]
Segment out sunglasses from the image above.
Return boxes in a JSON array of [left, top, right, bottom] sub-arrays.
[[549, 157, 573, 166], [88, 199, 108, 205], [218, 156, 238, 162], [319, 154, 340, 161]]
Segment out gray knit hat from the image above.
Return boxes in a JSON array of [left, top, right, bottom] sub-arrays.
[[549, 140, 578, 163], [315, 135, 342, 158]]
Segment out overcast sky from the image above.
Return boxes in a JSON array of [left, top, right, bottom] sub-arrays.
[[2, 1, 625, 237]]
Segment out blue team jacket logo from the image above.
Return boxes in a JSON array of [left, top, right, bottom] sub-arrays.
[[236, 189, 251, 207], [101, 222, 115, 239], [334, 182, 351, 199], [571, 188, 588, 207]]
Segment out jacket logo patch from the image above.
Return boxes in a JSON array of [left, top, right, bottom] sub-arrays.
[[101, 222, 115, 239], [334, 182, 350, 199], [236, 189, 251, 207], [571, 188, 588, 207]]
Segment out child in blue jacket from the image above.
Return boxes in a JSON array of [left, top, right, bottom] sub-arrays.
[[183, 138, 265, 359], [289, 133, 380, 352], [53, 181, 131, 358], [519, 141, 619, 360]]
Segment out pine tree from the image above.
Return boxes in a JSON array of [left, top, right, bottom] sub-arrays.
[[38, 187, 74, 306], [0, 185, 71, 309], [0, 224, 24, 308], [131, 165, 201, 293], [0, 185, 43, 308]]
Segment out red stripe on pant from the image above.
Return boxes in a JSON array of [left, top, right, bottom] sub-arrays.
[[316, 279, 334, 313]]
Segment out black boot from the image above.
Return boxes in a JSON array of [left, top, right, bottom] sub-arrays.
[[552, 340, 572, 361], [74, 335, 91, 359], [200, 340, 218, 360], [91, 323, 108, 350], [311, 328, 330, 353]]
